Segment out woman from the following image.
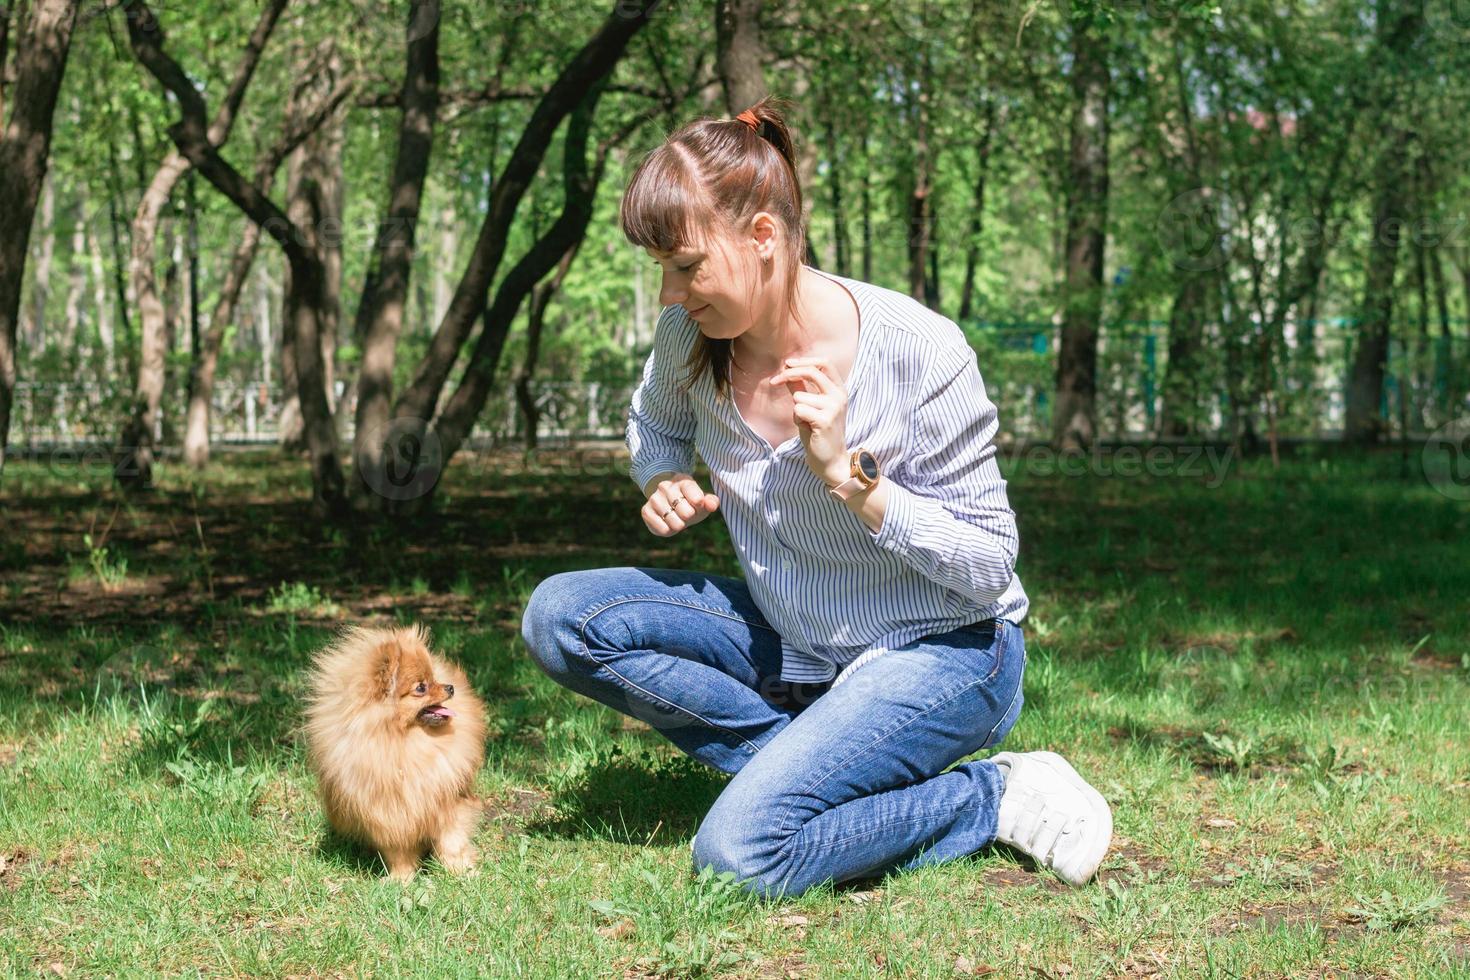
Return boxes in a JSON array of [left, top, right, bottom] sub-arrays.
[[520, 97, 1111, 900]]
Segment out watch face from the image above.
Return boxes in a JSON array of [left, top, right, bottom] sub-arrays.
[[857, 450, 879, 480]]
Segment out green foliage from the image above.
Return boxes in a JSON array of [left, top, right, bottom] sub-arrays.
[[1345, 888, 1449, 930], [20, 0, 1469, 463], [264, 581, 340, 616], [76, 533, 129, 591]]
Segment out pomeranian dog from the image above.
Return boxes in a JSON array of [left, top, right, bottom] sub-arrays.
[[302, 624, 486, 881]]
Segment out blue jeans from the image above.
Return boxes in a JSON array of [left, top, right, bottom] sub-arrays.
[[520, 565, 1026, 901]]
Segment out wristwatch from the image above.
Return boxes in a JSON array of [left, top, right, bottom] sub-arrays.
[[827, 446, 881, 501]]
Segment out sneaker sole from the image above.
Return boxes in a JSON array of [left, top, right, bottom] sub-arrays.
[[1028, 751, 1113, 886]]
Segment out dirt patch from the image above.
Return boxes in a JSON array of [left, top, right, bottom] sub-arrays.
[[980, 863, 1070, 893], [1209, 901, 1344, 936], [1166, 627, 1299, 656], [481, 787, 551, 831], [1097, 838, 1173, 885], [753, 949, 811, 978], [1438, 865, 1470, 922], [1195, 859, 1335, 891], [0, 847, 33, 890]]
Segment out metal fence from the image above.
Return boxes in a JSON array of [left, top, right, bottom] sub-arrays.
[[5, 379, 639, 451], [965, 319, 1469, 441], [9, 322, 1468, 452]]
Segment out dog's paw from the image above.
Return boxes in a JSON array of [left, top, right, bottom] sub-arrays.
[[438, 845, 479, 875]]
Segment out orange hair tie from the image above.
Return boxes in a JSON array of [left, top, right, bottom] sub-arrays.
[[736, 109, 761, 132]]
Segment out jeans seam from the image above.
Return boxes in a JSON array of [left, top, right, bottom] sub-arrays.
[[575, 593, 776, 754], [774, 631, 1011, 840], [981, 629, 1024, 748]]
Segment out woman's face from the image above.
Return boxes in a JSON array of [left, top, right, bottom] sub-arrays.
[[647, 213, 780, 342]]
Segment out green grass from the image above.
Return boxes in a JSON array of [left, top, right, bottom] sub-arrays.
[[1, 446, 1467, 977]]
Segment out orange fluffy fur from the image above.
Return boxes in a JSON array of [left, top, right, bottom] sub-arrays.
[[302, 624, 486, 881]]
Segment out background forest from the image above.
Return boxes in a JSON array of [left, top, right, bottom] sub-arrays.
[[4, 0, 1470, 511]]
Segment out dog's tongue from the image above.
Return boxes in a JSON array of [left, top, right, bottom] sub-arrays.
[[423, 705, 454, 720]]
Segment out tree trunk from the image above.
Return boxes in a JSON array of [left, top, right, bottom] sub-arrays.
[[126, 0, 345, 515], [182, 70, 353, 469], [958, 102, 998, 323], [715, 0, 765, 114], [517, 237, 583, 451], [184, 171, 200, 371], [1051, 15, 1110, 451], [431, 90, 606, 471], [317, 107, 344, 414], [184, 218, 264, 467], [64, 195, 85, 360], [860, 132, 872, 282], [1344, 149, 1410, 444], [0, 0, 81, 481], [162, 219, 182, 440], [0, 1, 12, 124], [87, 222, 115, 378], [384, 0, 659, 488], [1157, 271, 1209, 437], [24, 172, 55, 352], [102, 128, 137, 382], [824, 119, 849, 277], [114, 0, 288, 488], [1343, 0, 1424, 444], [277, 144, 315, 453], [348, 0, 439, 508]]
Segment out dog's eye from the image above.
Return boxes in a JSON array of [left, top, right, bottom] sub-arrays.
[[414, 682, 427, 695]]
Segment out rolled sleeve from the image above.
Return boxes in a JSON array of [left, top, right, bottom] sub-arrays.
[[865, 343, 1019, 606], [626, 307, 698, 494]]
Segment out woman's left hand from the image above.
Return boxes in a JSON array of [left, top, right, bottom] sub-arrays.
[[768, 357, 851, 488]]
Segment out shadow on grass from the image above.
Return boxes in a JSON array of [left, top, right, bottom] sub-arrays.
[[525, 750, 729, 847], [311, 827, 396, 880]]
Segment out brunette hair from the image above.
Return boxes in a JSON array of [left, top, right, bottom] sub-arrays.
[[619, 95, 806, 401]]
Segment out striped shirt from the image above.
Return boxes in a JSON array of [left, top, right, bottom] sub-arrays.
[[625, 266, 1029, 686]]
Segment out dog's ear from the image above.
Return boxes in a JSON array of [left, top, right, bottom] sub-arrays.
[[372, 636, 402, 698]]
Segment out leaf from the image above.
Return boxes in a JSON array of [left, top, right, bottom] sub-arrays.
[[587, 898, 633, 919]]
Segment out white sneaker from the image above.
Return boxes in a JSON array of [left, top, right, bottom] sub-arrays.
[[990, 750, 1112, 886]]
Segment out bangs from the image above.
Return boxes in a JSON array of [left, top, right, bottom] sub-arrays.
[[619, 146, 709, 254]]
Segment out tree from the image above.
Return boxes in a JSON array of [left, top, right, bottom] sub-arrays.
[[355, 0, 662, 513], [125, 0, 346, 514], [0, 0, 82, 481], [716, 0, 766, 113], [114, 0, 288, 489], [1051, 4, 1110, 450], [1345, 0, 1427, 443]]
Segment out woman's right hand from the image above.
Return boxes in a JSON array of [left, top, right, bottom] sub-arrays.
[[642, 472, 719, 537]]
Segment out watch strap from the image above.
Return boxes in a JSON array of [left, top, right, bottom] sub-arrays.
[[827, 475, 868, 501]]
